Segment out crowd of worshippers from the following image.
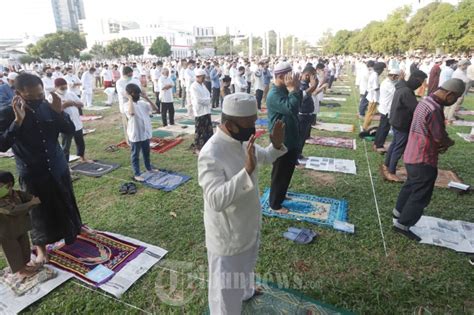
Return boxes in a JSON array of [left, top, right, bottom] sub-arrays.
[[0, 53, 471, 310]]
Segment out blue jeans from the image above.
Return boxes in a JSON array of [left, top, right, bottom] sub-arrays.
[[384, 128, 409, 174], [131, 139, 152, 176], [359, 92, 368, 117]]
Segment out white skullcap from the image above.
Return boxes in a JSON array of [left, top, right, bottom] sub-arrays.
[[273, 62, 292, 76], [195, 69, 206, 77], [7, 72, 18, 81], [222, 93, 258, 117], [388, 68, 400, 75]]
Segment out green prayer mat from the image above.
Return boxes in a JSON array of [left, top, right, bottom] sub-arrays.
[[177, 119, 195, 126], [205, 281, 352, 315], [152, 129, 175, 138], [318, 112, 340, 119], [175, 108, 187, 113]]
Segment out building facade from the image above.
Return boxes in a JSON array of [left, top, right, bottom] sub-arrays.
[[51, 0, 86, 32]]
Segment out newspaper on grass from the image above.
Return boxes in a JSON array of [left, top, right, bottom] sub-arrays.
[[304, 157, 357, 175], [411, 216, 474, 253]]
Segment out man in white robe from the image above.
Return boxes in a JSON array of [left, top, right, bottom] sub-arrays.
[[198, 92, 287, 314], [80, 67, 95, 108]]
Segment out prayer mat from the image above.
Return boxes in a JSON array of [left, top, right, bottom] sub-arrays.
[[0, 266, 72, 313], [83, 105, 110, 111], [255, 129, 266, 139], [117, 137, 183, 154], [71, 160, 120, 177], [0, 266, 57, 297], [304, 157, 357, 175], [177, 119, 195, 126], [453, 120, 474, 127], [256, 118, 268, 127], [211, 108, 222, 114], [323, 97, 346, 102], [45, 226, 145, 286], [320, 102, 342, 108], [458, 110, 474, 116], [260, 188, 349, 229], [142, 170, 191, 192], [457, 132, 474, 143], [80, 115, 103, 121], [242, 281, 352, 315], [380, 166, 465, 188], [318, 112, 340, 119], [313, 122, 354, 133], [156, 124, 195, 135], [0, 149, 14, 158], [152, 129, 175, 138], [331, 85, 351, 89], [83, 128, 96, 135], [306, 136, 356, 150], [327, 91, 350, 96], [174, 108, 187, 113]]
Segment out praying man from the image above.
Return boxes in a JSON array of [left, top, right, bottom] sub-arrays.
[[198, 92, 287, 314]]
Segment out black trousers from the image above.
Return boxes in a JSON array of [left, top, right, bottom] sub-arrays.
[[270, 149, 298, 210], [384, 128, 409, 174], [395, 164, 438, 227], [61, 129, 85, 162], [155, 92, 161, 113], [247, 81, 251, 94], [255, 89, 263, 110], [298, 114, 314, 158], [374, 114, 391, 148], [212, 88, 220, 108], [161, 102, 175, 126], [205, 81, 212, 93]]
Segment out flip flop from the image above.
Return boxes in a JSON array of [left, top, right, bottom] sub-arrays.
[[288, 227, 318, 239], [105, 145, 119, 153], [283, 230, 314, 244], [127, 183, 137, 194], [119, 183, 129, 195]]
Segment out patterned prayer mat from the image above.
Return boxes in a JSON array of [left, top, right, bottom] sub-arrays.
[[71, 160, 120, 177], [255, 129, 266, 139], [117, 137, 183, 154], [241, 281, 352, 315], [177, 119, 195, 126], [306, 136, 356, 150], [260, 188, 349, 229], [313, 123, 354, 133], [380, 166, 464, 188], [152, 129, 175, 138], [318, 112, 340, 119], [142, 169, 191, 192], [46, 226, 145, 286], [453, 120, 474, 127], [256, 118, 269, 127], [458, 110, 474, 116], [80, 115, 103, 121], [457, 132, 474, 143]]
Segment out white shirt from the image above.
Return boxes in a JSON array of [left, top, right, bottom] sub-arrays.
[[48, 91, 83, 131], [81, 72, 94, 92], [234, 75, 248, 92], [184, 68, 195, 90], [198, 127, 287, 256], [125, 100, 152, 142], [190, 81, 211, 117], [101, 69, 112, 82], [467, 64, 474, 81], [52, 71, 63, 80], [253, 69, 264, 91], [42, 77, 55, 97], [359, 66, 369, 95], [439, 67, 454, 87], [366, 70, 380, 103], [64, 73, 81, 96], [152, 67, 162, 92], [158, 76, 174, 103], [378, 78, 396, 116], [116, 77, 141, 113]]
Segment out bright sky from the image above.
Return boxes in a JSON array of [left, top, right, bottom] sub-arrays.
[[2, 0, 460, 43]]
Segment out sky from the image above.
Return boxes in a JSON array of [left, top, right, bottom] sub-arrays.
[[1, 0, 461, 43]]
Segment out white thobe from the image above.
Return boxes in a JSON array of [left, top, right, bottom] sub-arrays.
[[198, 127, 287, 315], [190, 81, 211, 117], [366, 70, 380, 103], [377, 78, 396, 116], [81, 72, 95, 107], [42, 77, 55, 97]]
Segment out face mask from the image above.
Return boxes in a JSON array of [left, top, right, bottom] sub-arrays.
[[57, 89, 66, 95], [406, 78, 422, 90], [46, 73, 53, 77], [25, 99, 44, 107], [229, 122, 255, 142], [0, 186, 9, 199]]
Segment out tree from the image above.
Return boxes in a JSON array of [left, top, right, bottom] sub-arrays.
[[89, 44, 110, 59], [80, 52, 93, 61], [327, 30, 354, 54], [317, 29, 333, 54], [149, 37, 172, 57], [215, 35, 233, 55], [27, 31, 86, 62], [268, 30, 277, 55], [18, 55, 40, 64], [106, 38, 144, 58]]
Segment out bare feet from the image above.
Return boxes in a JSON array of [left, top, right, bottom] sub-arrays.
[[376, 147, 387, 154], [80, 157, 94, 163], [386, 172, 402, 182], [17, 266, 39, 279], [133, 176, 145, 182], [271, 207, 289, 214], [382, 164, 389, 172], [35, 245, 49, 265]]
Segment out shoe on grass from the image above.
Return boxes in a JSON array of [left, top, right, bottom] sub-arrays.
[[392, 226, 421, 242]]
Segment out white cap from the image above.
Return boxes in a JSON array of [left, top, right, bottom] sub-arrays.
[[7, 72, 18, 81], [388, 68, 400, 75], [222, 93, 258, 117], [273, 61, 292, 76], [195, 69, 206, 77]]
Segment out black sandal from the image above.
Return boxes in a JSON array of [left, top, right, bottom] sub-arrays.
[[119, 183, 129, 195], [127, 183, 137, 194]]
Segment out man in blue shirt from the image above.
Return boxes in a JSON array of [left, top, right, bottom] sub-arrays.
[[210, 61, 221, 108], [0, 72, 18, 107]]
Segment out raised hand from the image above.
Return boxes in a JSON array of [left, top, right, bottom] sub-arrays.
[[244, 135, 257, 175], [270, 120, 285, 149], [284, 72, 300, 92], [49, 92, 62, 113], [12, 96, 26, 126]]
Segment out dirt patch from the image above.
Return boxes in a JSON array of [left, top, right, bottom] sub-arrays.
[[304, 170, 336, 186]]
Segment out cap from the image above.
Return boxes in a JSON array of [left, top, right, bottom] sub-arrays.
[[7, 72, 18, 81], [54, 78, 67, 87], [458, 59, 471, 66], [273, 62, 292, 76], [441, 78, 466, 95], [388, 68, 400, 75], [222, 93, 258, 117], [195, 69, 206, 77]]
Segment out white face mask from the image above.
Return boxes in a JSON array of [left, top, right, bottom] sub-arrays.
[[57, 89, 66, 95]]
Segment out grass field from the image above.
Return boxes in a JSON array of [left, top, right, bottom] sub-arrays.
[[1, 75, 473, 314]]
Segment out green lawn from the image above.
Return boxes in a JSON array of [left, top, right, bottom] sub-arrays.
[[1, 76, 473, 314]]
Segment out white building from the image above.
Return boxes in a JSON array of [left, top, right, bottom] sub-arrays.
[[81, 19, 194, 58], [51, 0, 86, 32]]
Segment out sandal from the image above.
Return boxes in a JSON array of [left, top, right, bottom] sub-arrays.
[[127, 183, 137, 194], [119, 183, 129, 195], [105, 145, 119, 153]]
